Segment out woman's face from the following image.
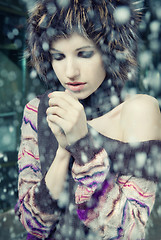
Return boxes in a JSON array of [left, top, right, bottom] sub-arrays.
[[50, 33, 106, 99]]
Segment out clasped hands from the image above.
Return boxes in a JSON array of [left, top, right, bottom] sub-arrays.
[[46, 90, 88, 149]]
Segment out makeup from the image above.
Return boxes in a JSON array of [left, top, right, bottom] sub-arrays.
[[66, 82, 86, 92]]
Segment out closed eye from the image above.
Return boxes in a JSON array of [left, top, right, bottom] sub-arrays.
[[78, 51, 94, 58], [51, 53, 65, 61]]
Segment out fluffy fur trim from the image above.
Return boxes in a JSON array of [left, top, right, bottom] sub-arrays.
[[27, 0, 143, 87]]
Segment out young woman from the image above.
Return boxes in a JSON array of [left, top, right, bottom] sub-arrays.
[[16, 0, 161, 239]]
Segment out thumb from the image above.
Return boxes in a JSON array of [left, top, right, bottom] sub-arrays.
[[65, 89, 78, 100]]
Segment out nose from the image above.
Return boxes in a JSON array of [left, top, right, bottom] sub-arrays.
[[65, 58, 80, 80]]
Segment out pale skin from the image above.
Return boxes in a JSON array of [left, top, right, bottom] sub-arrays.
[[45, 33, 161, 199]]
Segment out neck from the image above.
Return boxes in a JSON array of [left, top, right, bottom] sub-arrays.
[[49, 76, 124, 121], [80, 77, 123, 120]]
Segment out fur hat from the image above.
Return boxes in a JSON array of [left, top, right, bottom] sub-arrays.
[[27, 0, 142, 88]]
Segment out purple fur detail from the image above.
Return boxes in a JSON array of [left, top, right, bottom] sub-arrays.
[[77, 179, 110, 221]]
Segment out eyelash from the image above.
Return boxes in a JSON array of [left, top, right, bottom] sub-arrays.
[[51, 51, 94, 61], [51, 53, 64, 61], [78, 51, 94, 58]]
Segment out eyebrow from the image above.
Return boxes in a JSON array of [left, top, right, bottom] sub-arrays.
[[50, 45, 95, 52]]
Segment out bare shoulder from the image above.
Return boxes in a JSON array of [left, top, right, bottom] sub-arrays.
[[120, 94, 161, 142], [123, 94, 159, 108], [121, 94, 160, 117]]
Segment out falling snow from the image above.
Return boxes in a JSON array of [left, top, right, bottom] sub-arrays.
[[113, 6, 131, 24], [0, 0, 161, 239]]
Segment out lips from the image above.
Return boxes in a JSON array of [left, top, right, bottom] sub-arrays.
[[66, 82, 86, 92]]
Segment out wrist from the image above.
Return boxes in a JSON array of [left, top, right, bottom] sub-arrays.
[[66, 127, 88, 146], [66, 130, 103, 165], [57, 145, 71, 159]]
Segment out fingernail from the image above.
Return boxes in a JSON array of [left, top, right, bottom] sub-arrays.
[[48, 93, 52, 98]]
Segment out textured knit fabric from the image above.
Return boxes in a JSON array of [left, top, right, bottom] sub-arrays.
[[16, 96, 161, 240], [66, 133, 160, 239]]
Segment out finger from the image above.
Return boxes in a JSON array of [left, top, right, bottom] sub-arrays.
[[48, 96, 72, 110], [46, 106, 66, 119], [49, 91, 80, 109], [47, 104, 81, 125], [65, 89, 78, 100], [48, 95, 83, 115], [47, 114, 71, 134], [47, 116, 65, 136]]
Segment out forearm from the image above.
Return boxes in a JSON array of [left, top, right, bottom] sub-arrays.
[[17, 99, 72, 238], [66, 129, 158, 239], [45, 146, 71, 199], [17, 144, 70, 238], [66, 130, 110, 204], [68, 124, 161, 181], [77, 177, 156, 240]]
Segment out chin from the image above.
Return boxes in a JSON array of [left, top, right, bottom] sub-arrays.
[[73, 91, 91, 100]]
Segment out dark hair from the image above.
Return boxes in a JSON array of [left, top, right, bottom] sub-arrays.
[[27, 0, 142, 88]]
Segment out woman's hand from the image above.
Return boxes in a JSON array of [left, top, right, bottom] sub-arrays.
[[46, 90, 88, 148]]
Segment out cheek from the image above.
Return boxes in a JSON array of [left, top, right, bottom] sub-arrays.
[[91, 60, 106, 82], [52, 62, 63, 80]]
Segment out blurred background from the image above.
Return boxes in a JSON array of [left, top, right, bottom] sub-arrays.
[[0, 0, 161, 239]]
